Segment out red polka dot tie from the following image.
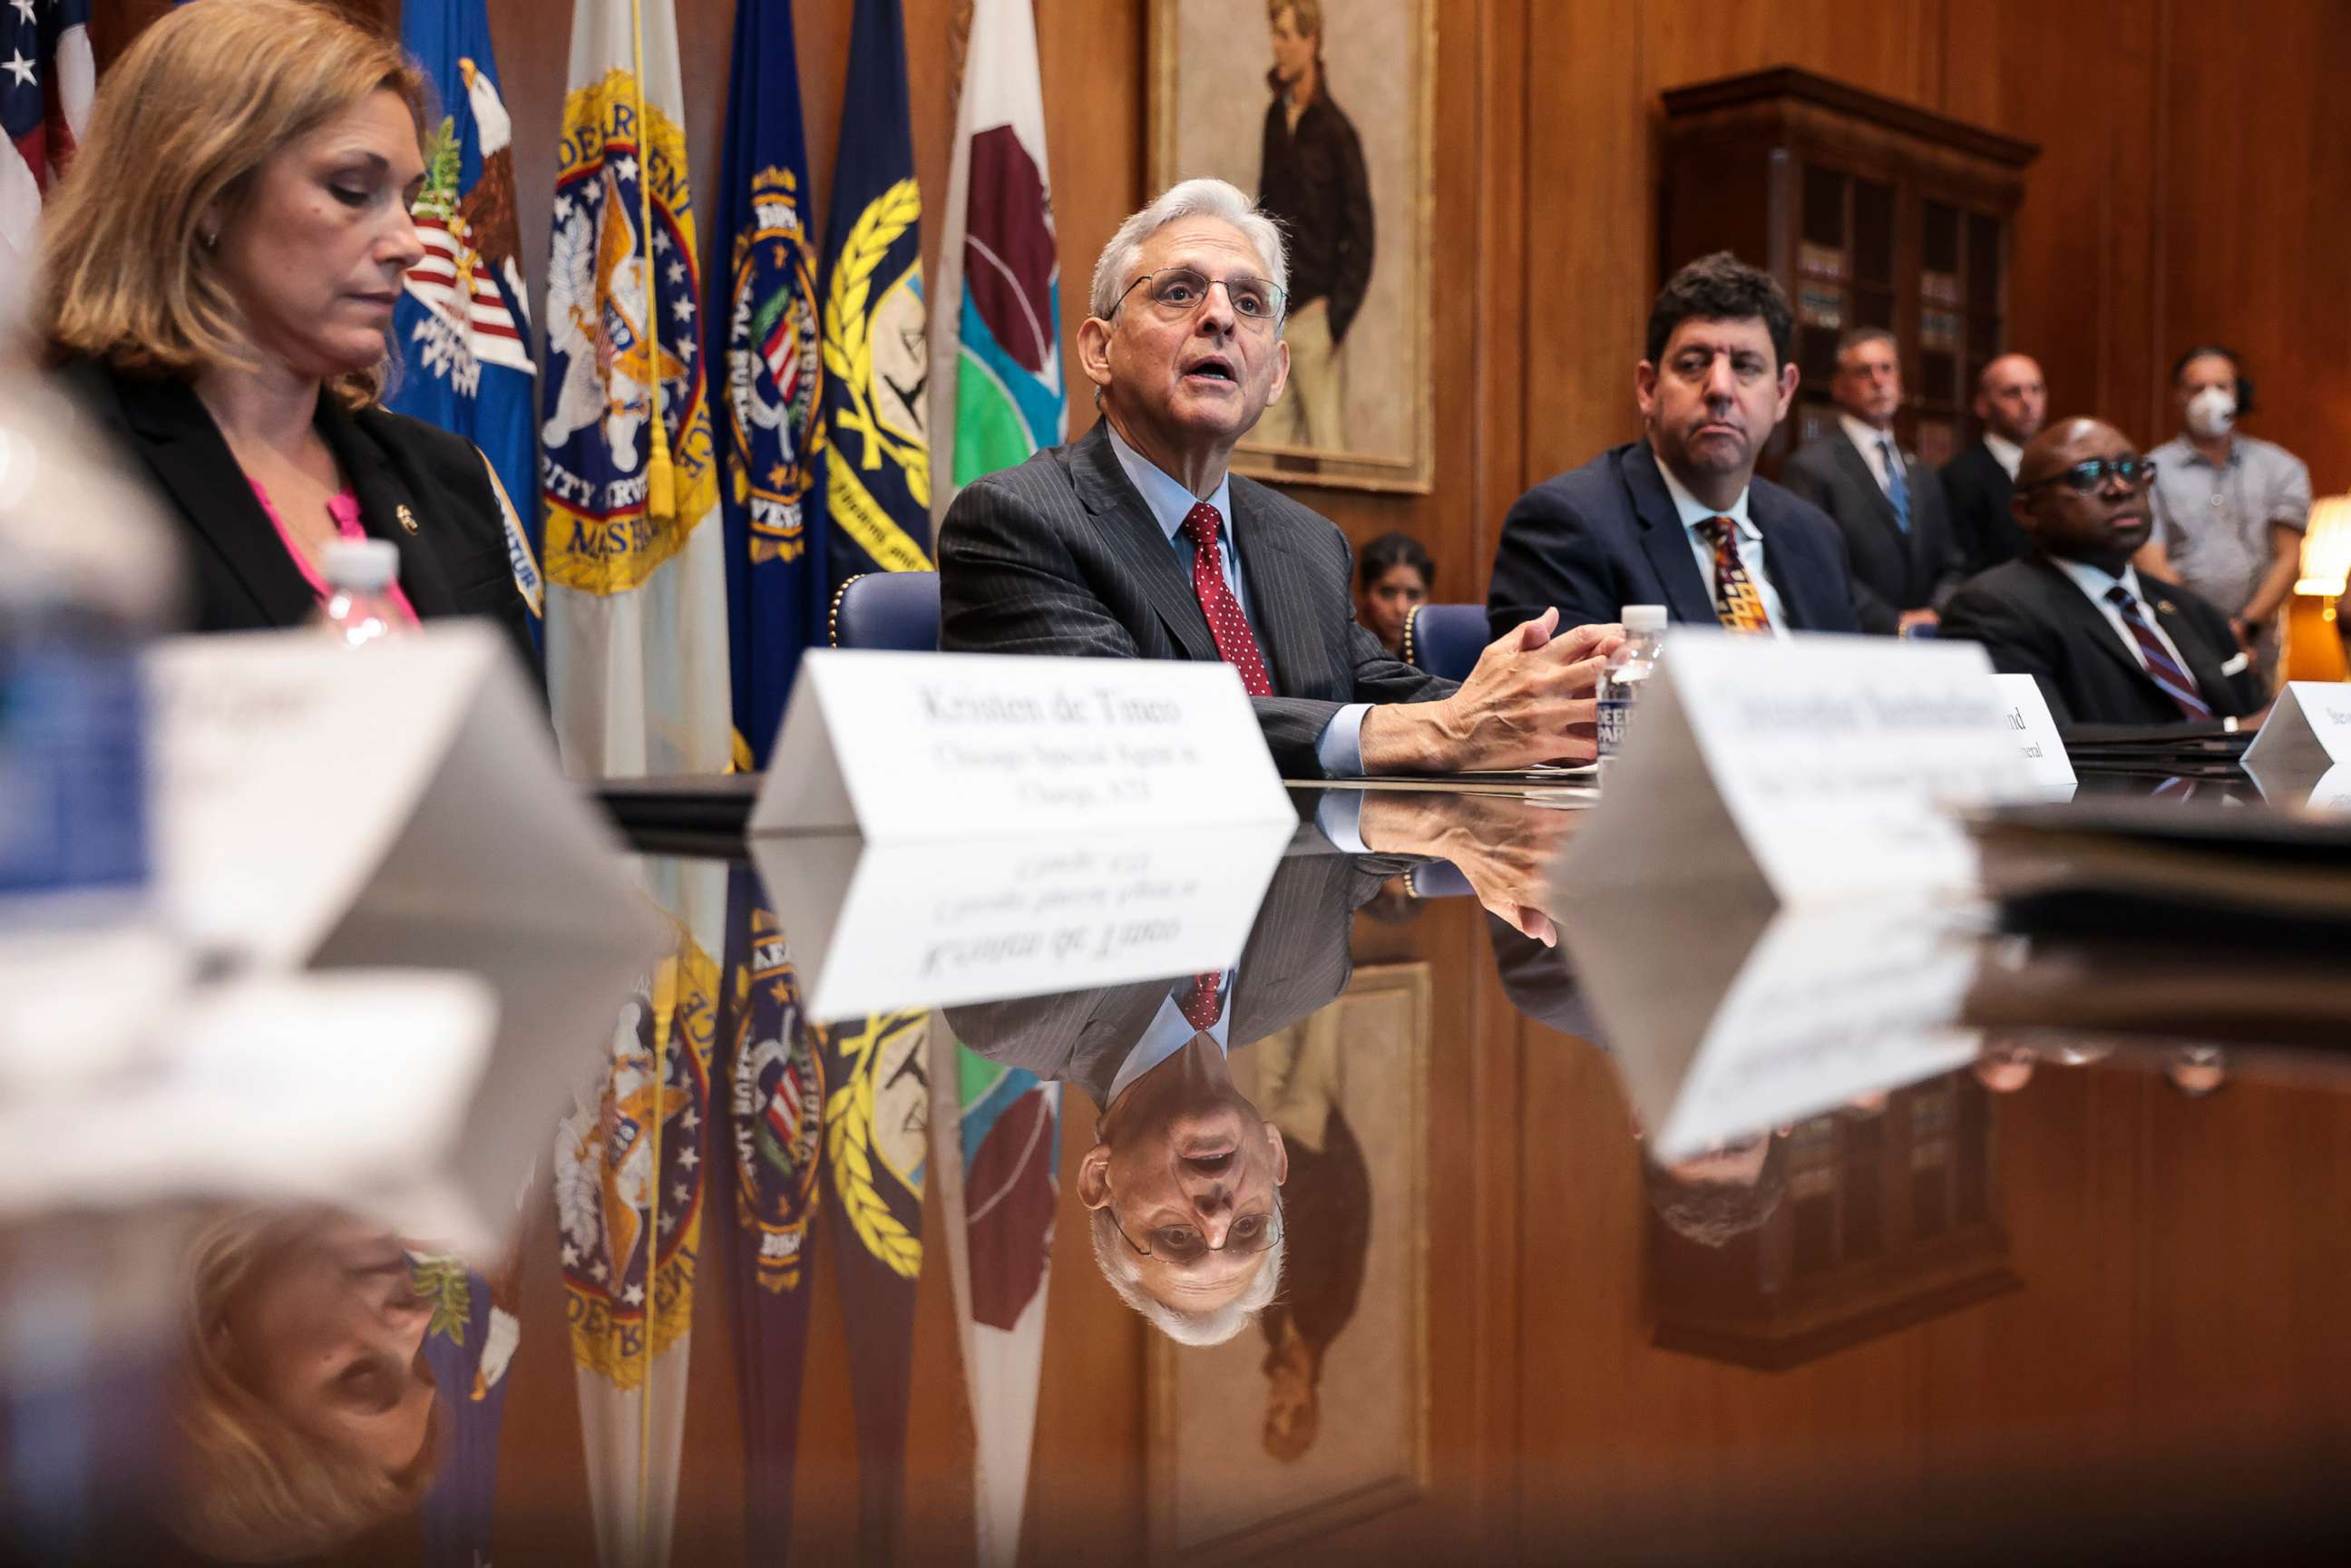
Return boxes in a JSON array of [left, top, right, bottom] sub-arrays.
[[1180, 502, 1273, 697], [1179, 971, 1225, 1032]]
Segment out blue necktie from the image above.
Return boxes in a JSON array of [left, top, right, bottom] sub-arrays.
[[1880, 437, 1912, 532]]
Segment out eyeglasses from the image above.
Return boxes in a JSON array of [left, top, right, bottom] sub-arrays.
[[1111, 267, 1287, 330], [1111, 1193, 1283, 1265], [2016, 455, 2159, 495]]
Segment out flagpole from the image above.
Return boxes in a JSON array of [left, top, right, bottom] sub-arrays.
[[626, 0, 678, 521], [637, 959, 673, 1568]]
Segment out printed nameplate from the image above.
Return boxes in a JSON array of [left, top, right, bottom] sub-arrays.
[[748, 821, 1292, 1021], [2242, 679, 2351, 792], [1558, 630, 2025, 907], [754, 650, 1293, 836], [1989, 673, 2078, 794]]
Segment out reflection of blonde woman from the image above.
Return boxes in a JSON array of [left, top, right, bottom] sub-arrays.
[[171, 1208, 444, 1561], [1254, 0, 1373, 453]]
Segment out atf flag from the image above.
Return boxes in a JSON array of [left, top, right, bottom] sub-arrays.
[[389, 0, 543, 639], [931, 0, 1066, 519], [712, 0, 824, 768], [540, 0, 730, 779], [817, 0, 931, 585]]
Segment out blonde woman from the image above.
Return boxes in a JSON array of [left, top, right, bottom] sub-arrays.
[[34, 0, 533, 668]]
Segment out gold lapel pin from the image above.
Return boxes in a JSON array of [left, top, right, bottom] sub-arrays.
[[396, 503, 420, 534]]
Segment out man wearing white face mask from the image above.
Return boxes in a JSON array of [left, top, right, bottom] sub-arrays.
[[2138, 346, 2311, 684]]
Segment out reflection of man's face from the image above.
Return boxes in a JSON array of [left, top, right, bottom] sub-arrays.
[[1088, 217, 1292, 463], [1268, 5, 1315, 83], [1080, 1036, 1288, 1314], [1667, 1135, 1770, 1188], [1636, 316, 1798, 492]]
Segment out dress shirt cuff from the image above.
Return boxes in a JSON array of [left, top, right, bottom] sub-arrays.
[[1314, 702, 1371, 778], [1312, 787, 1370, 855]]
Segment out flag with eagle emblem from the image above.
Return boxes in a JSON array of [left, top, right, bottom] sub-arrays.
[[388, 0, 544, 642]]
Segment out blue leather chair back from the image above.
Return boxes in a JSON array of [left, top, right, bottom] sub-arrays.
[[830, 571, 941, 652], [1400, 602, 1488, 683]]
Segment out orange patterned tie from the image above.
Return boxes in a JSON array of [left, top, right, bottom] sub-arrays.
[[1702, 517, 1773, 635]]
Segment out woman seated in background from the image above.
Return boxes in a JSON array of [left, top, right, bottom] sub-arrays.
[[1352, 531, 1433, 657], [31, 0, 535, 671]]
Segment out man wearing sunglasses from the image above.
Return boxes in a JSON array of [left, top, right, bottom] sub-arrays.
[[1939, 418, 2262, 729], [940, 179, 1621, 779]]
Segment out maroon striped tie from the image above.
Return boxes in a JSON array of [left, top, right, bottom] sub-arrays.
[[2105, 586, 2214, 721]]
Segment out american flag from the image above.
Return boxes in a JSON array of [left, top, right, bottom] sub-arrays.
[[2, 0, 92, 284]]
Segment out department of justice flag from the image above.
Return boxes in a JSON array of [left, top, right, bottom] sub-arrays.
[[539, 0, 729, 778], [389, 0, 544, 640], [712, 0, 824, 768], [817, 0, 931, 585], [931, 0, 1066, 520]]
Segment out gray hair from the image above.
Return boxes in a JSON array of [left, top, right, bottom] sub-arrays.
[[1836, 326, 1898, 364], [1088, 1203, 1283, 1346], [1088, 178, 1290, 322]]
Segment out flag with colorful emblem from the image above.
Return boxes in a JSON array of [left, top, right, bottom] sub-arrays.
[[388, 0, 544, 644], [538, 0, 728, 778], [930, 0, 1065, 520], [411, 1248, 523, 1568]]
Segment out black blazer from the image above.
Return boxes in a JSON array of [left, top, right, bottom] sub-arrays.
[[1779, 426, 1965, 634], [938, 420, 1454, 776], [1937, 555, 2262, 730], [55, 357, 537, 675], [1938, 441, 2029, 577], [944, 842, 1401, 1107], [1485, 441, 1860, 639]]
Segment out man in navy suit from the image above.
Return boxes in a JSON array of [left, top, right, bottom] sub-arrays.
[[1487, 253, 1860, 639]]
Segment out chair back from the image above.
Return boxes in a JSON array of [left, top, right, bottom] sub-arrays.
[[1400, 602, 1488, 682], [830, 571, 941, 652]]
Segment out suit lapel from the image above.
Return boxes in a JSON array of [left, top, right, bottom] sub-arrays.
[[1225, 481, 1318, 693], [318, 402, 463, 618], [1068, 422, 1218, 662], [113, 374, 316, 626], [1749, 485, 1825, 630], [1830, 428, 1909, 547], [2146, 585, 2239, 710], [2024, 557, 2157, 687], [1621, 443, 1720, 625]]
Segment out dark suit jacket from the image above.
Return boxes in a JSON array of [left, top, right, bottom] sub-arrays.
[[1937, 556, 2262, 729], [1486, 441, 1860, 638], [938, 420, 1453, 776], [945, 842, 1400, 1108], [55, 357, 538, 675], [1938, 440, 2028, 577], [1779, 426, 1965, 634]]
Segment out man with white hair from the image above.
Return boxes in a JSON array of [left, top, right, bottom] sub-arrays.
[[939, 178, 1618, 777]]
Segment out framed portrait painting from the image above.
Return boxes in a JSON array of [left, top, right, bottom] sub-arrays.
[[1146, 961, 1432, 1563], [1149, 0, 1436, 493]]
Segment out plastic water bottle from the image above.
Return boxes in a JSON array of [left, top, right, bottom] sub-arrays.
[[313, 539, 407, 648], [1597, 605, 1666, 761]]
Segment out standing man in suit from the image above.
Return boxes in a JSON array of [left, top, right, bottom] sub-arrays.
[[1939, 353, 2047, 576], [939, 179, 1620, 777], [1939, 418, 2262, 729], [1486, 252, 1859, 639], [1780, 327, 1966, 635]]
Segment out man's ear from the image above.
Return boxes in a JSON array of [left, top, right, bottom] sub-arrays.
[[1077, 1143, 1113, 1209], [1773, 360, 1800, 423], [1078, 316, 1117, 398], [1266, 1124, 1289, 1187], [1634, 360, 1658, 425]]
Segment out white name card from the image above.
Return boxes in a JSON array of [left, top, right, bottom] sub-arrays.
[[1990, 673, 2078, 795], [753, 650, 1293, 837], [2242, 680, 2351, 794], [1557, 631, 2028, 908], [748, 821, 1293, 1021]]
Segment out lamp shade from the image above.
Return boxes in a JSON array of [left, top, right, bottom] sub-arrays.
[[2297, 494, 2351, 596]]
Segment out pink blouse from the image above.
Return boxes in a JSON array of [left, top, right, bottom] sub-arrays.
[[249, 478, 421, 628]]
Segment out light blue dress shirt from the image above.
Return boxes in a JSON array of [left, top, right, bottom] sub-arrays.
[[1654, 461, 1790, 636], [1105, 969, 1236, 1105], [1104, 424, 1368, 774]]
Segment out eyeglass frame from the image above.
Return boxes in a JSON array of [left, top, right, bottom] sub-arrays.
[[1108, 1188, 1285, 1263], [1107, 266, 1289, 331], [2014, 454, 2160, 497]]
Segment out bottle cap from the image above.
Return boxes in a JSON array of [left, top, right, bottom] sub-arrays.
[[1622, 604, 1667, 632], [321, 538, 400, 592]]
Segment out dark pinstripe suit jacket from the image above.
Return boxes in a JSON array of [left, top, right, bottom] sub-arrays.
[[944, 840, 1406, 1107], [938, 420, 1456, 776]]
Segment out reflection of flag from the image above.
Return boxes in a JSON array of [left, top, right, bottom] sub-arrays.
[[930, 1029, 1059, 1568], [389, 0, 544, 643], [539, 0, 728, 778], [931, 0, 1065, 521], [818, 1007, 928, 1562], [1, 0, 92, 290], [412, 1251, 522, 1568], [817, 0, 931, 586], [554, 910, 720, 1568], [711, 0, 824, 767], [717, 869, 824, 1554]]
